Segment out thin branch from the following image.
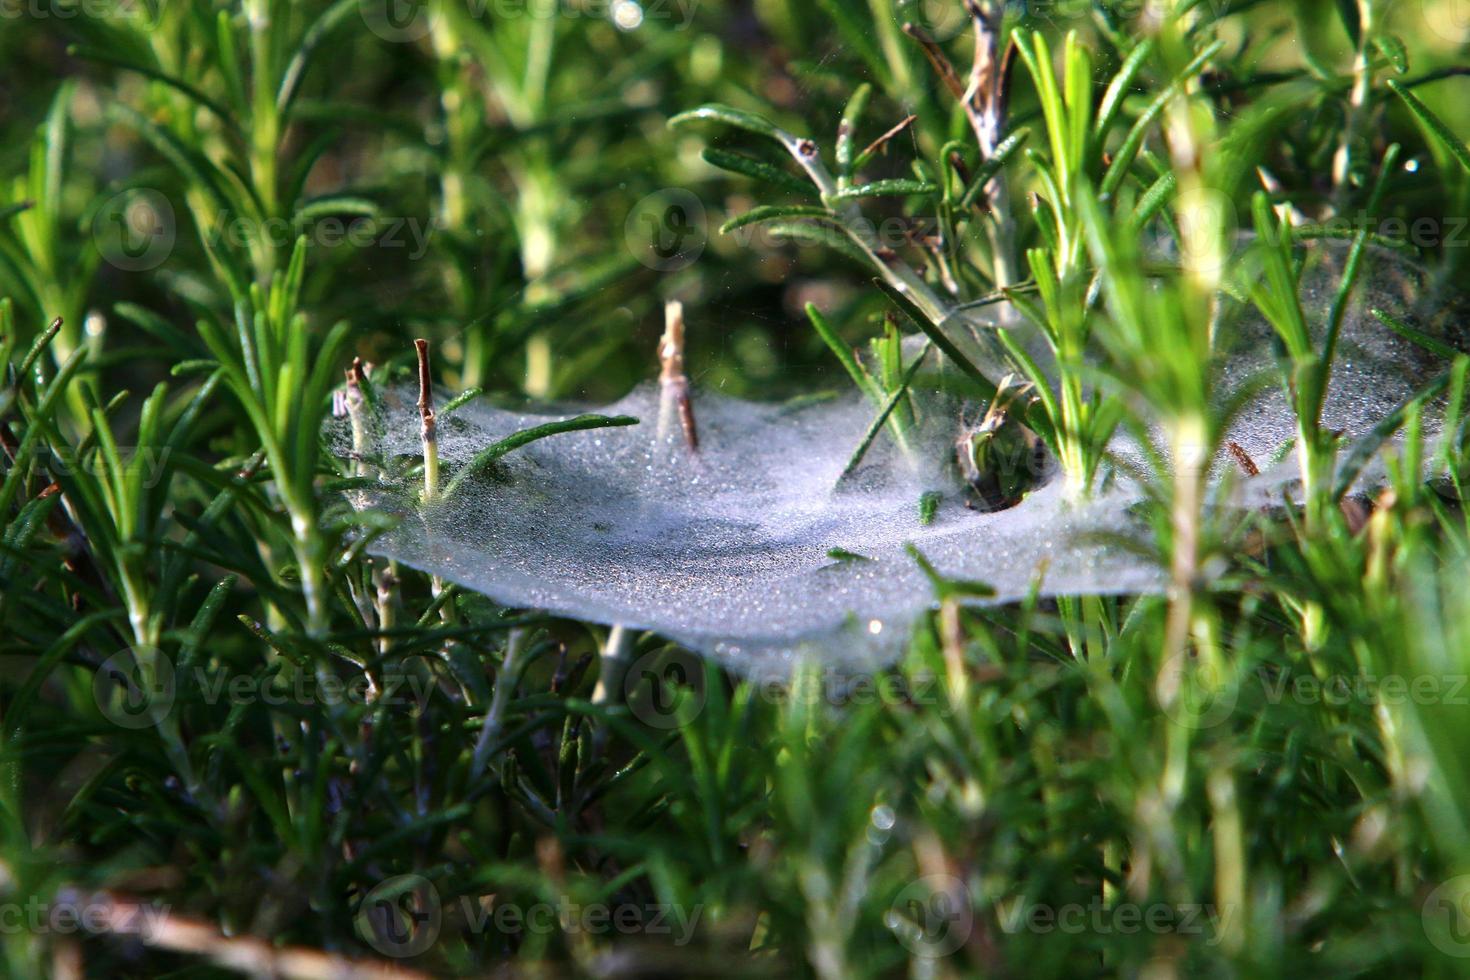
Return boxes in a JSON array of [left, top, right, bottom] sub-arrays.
[[472, 627, 525, 776], [857, 114, 918, 163], [414, 339, 437, 503], [902, 22, 965, 100], [658, 300, 699, 452], [55, 888, 429, 980]]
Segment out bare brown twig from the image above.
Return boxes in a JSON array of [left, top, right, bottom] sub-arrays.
[[56, 889, 431, 980], [901, 22, 965, 100], [658, 301, 698, 452], [414, 339, 438, 502], [858, 114, 918, 163]]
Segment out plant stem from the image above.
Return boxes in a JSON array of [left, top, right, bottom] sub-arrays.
[[416, 339, 439, 505], [657, 301, 699, 452], [471, 628, 525, 778]]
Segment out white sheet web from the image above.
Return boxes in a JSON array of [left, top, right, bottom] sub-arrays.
[[331, 241, 1459, 678]]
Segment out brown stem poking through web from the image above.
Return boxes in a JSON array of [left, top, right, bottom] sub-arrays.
[[658, 301, 699, 452], [858, 114, 918, 162], [344, 357, 367, 475], [415, 339, 438, 502], [964, 0, 1017, 291]]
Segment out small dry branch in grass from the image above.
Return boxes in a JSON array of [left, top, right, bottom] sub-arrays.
[[53, 888, 431, 980], [658, 300, 699, 452], [415, 339, 438, 502]]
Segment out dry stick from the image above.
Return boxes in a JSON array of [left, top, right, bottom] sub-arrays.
[[415, 339, 438, 503], [1226, 442, 1260, 478], [343, 357, 386, 677], [344, 357, 367, 476], [347, 357, 399, 665], [472, 627, 525, 777], [55, 888, 429, 980], [902, 23, 966, 101], [591, 623, 635, 706], [592, 304, 697, 718], [414, 340, 457, 687], [657, 300, 698, 452], [857, 113, 918, 162], [961, 0, 1017, 292]]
